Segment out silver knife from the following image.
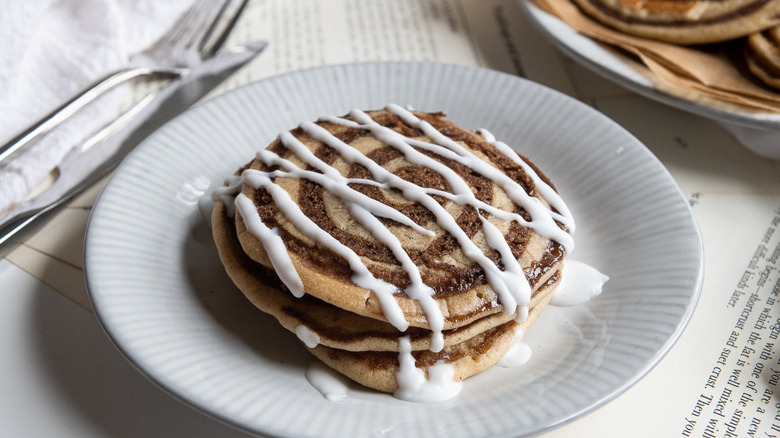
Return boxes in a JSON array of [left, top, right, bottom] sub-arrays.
[[0, 41, 267, 257]]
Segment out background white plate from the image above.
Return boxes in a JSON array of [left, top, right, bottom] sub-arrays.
[[85, 62, 703, 438], [519, 0, 780, 133]]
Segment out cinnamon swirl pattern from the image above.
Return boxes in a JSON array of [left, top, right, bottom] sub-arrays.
[[745, 26, 780, 89], [569, 0, 780, 44], [211, 105, 573, 399]]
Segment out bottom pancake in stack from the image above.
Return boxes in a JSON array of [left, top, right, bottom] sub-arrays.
[[211, 105, 574, 400]]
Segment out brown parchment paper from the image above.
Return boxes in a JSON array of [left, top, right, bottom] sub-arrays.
[[531, 0, 780, 114]]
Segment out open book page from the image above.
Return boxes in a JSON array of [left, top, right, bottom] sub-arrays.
[[220, 0, 572, 84], [546, 193, 780, 437], [6, 0, 780, 435], [525, 16, 780, 437]]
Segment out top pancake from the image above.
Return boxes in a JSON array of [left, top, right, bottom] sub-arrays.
[[569, 0, 780, 44], [227, 106, 572, 331]]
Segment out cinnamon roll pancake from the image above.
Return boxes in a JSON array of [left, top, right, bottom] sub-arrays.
[[569, 0, 780, 44], [745, 26, 780, 89], [211, 105, 574, 397]]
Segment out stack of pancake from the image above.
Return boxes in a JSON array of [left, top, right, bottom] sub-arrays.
[[211, 106, 573, 395], [567, 0, 780, 89]]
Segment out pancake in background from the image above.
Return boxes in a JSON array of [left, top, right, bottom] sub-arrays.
[[569, 0, 780, 44]]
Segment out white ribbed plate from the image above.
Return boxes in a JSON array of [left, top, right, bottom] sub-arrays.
[[85, 62, 703, 438]]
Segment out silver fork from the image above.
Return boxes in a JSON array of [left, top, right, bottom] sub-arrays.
[[0, 0, 248, 166]]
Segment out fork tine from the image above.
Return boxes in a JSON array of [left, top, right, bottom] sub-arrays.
[[196, 1, 231, 54], [170, 1, 222, 51], [149, 0, 211, 53], [143, 0, 245, 65], [198, 0, 249, 58]]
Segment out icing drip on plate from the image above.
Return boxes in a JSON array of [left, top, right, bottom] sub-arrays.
[[551, 261, 609, 307]]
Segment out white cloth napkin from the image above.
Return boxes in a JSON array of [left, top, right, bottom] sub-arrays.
[[0, 0, 193, 214]]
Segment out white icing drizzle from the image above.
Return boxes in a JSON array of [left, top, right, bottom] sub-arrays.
[[383, 105, 573, 246], [317, 107, 572, 318], [251, 143, 444, 346], [516, 304, 530, 323], [332, 112, 530, 314], [343, 200, 445, 352], [260, 135, 434, 237], [477, 128, 575, 233], [240, 169, 410, 331], [305, 362, 350, 402], [479, 215, 525, 313], [235, 192, 305, 298], [295, 325, 321, 348], [393, 336, 462, 402], [217, 104, 576, 399], [211, 174, 243, 217]]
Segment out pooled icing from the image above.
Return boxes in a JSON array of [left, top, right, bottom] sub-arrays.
[[550, 260, 609, 307]]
